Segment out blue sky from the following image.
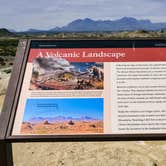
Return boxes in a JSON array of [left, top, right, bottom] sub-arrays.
[[23, 98, 103, 121], [1, 0, 166, 31]]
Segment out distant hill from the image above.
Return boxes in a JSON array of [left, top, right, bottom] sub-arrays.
[[0, 28, 14, 36], [24, 17, 166, 33], [28, 116, 98, 123], [26, 28, 47, 33]]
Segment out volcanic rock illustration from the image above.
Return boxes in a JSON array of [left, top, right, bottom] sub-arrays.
[[30, 57, 104, 90]]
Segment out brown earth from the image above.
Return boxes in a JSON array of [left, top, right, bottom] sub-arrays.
[[30, 78, 103, 90], [0, 95, 5, 111], [12, 141, 166, 166], [21, 120, 103, 134]]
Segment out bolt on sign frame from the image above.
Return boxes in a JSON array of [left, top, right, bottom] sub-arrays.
[[1, 39, 166, 166]]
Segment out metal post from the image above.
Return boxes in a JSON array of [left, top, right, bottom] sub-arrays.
[[0, 141, 13, 166]]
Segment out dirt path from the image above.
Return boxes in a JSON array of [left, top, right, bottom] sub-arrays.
[[12, 141, 166, 166], [0, 95, 5, 111], [0, 70, 10, 111]]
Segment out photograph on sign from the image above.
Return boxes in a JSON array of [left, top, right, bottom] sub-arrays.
[[21, 98, 103, 134]]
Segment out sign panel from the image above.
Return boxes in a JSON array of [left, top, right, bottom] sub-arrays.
[[7, 39, 166, 140]]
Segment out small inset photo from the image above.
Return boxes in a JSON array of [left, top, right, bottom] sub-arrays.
[[21, 98, 104, 135]]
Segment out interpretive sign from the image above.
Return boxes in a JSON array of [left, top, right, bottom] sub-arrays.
[[1, 39, 166, 165], [12, 39, 166, 136]]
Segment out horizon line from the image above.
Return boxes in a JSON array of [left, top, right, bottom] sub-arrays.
[[2, 16, 166, 32], [24, 116, 103, 122]]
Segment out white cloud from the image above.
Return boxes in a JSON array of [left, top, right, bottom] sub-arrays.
[[0, 0, 166, 31]]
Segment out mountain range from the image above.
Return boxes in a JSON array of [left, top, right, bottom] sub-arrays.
[[1, 17, 166, 34], [0, 28, 15, 36], [24, 17, 166, 33], [28, 116, 98, 123]]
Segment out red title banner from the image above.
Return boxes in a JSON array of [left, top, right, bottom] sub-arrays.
[[28, 48, 166, 62]]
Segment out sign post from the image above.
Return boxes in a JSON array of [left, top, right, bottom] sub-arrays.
[[0, 141, 13, 166]]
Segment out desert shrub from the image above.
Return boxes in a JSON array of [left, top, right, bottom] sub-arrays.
[[0, 39, 18, 47], [4, 69, 12, 74], [159, 29, 165, 33], [0, 61, 6, 66], [137, 30, 149, 33], [0, 57, 4, 62], [9, 62, 13, 66]]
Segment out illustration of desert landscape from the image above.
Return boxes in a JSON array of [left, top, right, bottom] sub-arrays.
[[30, 57, 104, 90], [21, 98, 103, 134]]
